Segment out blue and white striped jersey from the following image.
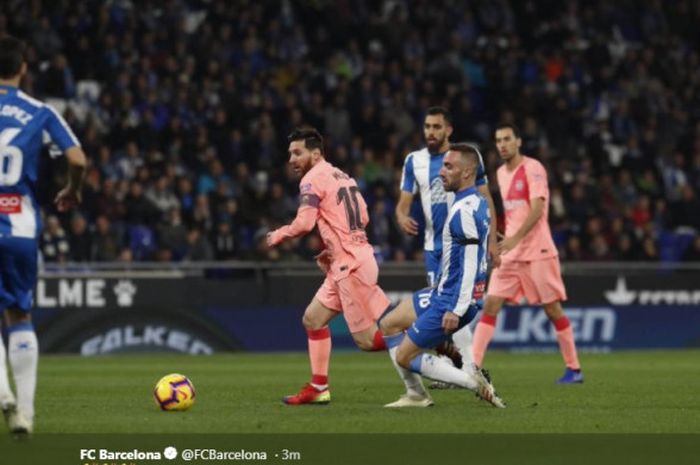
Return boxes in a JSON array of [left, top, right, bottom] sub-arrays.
[[0, 85, 80, 238], [434, 186, 490, 316], [400, 146, 487, 252]]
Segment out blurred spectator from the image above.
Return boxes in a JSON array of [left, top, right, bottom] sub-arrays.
[[41, 53, 75, 98], [91, 215, 121, 261], [267, 182, 296, 224], [41, 215, 70, 263], [683, 236, 700, 262], [185, 228, 214, 261], [68, 213, 92, 262], [124, 181, 158, 226], [615, 234, 639, 261], [158, 209, 189, 259], [212, 222, 236, 260], [146, 177, 181, 217]]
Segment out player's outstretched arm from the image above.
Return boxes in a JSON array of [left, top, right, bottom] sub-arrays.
[[267, 201, 319, 247], [395, 191, 418, 235], [54, 146, 87, 212]]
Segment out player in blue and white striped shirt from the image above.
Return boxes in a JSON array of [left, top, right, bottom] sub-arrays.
[[381, 143, 505, 408], [395, 107, 499, 389], [0, 36, 87, 435]]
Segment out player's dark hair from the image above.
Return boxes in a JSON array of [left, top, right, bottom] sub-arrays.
[[0, 35, 26, 79], [449, 142, 479, 167], [288, 127, 324, 155], [494, 122, 521, 139], [425, 106, 452, 125]]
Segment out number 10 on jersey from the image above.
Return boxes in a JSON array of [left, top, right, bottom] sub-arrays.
[[337, 186, 362, 231]]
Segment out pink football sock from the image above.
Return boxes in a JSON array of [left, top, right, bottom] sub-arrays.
[[553, 316, 581, 370], [307, 327, 331, 388], [472, 314, 497, 367]]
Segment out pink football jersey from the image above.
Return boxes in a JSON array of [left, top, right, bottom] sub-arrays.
[[497, 156, 558, 262], [270, 160, 375, 279], [302, 160, 373, 274]]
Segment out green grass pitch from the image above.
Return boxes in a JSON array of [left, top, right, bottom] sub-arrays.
[[21, 350, 700, 434]]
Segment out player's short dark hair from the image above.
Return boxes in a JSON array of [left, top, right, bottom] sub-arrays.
[[425, 106, 452, 125], [494, 122, 521, 139], [0, 35, 26, 79], [288, 127, 324, 154], [449, 142, 479, 167]]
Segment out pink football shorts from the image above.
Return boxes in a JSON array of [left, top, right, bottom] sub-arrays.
[[315, 260, 390, 333], [487, 256, 567, 305]]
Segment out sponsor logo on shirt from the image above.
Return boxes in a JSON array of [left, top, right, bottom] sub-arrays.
[[503, 199, 528, 210], [472, 281, 486, 300], [429, 177, 447, 204], [0, 194, 21, 214]]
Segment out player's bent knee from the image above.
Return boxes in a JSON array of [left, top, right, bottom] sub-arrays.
[[483, 297, 504, 316], [301, 311, 323, 330], [352, 328, 378, 351], [379, 301, 415, 335], [354, 336, 374, 352], [379, 318, 401, 336], [483, 307, 499, 317], [543, 302, 564, 320]]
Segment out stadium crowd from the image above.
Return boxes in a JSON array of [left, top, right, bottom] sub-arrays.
[[2, 0, 700, 263]]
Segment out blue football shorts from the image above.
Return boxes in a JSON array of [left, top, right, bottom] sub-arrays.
[[407, 287, 479, 349], [0, 237, 38, 313]]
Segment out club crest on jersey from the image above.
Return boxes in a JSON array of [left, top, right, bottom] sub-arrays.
[[515, 180, 524, 191], [429, 177, 447, 203], [0, 194, 21, 214]]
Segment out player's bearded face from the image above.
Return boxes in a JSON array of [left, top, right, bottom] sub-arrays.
[[288, 141, 315, 177], [424, 115, 451, 153]]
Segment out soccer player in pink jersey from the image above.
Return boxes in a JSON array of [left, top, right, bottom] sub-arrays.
[[471, 123, 583, 384], [267, 127, 427, 404]]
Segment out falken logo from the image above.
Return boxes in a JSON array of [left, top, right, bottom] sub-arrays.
[[605, 277, 700, 305]]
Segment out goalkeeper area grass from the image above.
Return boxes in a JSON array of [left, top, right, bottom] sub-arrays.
[[25, 349, 700, 434]]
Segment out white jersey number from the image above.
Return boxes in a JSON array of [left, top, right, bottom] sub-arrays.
[[0, 128, 23, 186]]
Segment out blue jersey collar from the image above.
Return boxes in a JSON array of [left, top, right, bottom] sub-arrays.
[[454, 185, 478, 201], [0, 84, 18, 92]]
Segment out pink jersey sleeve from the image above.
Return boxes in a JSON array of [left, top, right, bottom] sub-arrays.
[[267, 171, 323, 246], [299, 172, 324, 200], [526, 159, 548, 201]]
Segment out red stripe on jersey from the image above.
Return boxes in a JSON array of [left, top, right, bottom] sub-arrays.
[[506, 164, 529, 202]]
